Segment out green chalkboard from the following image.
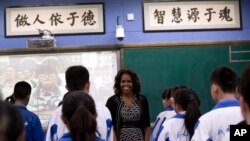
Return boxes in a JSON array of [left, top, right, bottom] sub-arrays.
[[123, 45, 250, 122]]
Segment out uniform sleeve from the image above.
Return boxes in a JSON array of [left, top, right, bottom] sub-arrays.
[[45, 109, 58, 141], [105, 106, 114, 141], [34, 115, 44, 141], [191, 118, 211, 141], [45, 106, 67, 141], [152, 113, 167, 141], [156, 121, 170, 141]]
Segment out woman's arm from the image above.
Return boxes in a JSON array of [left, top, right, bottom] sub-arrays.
[[140, 95, 151, 141], [144, 127, 150, 141]]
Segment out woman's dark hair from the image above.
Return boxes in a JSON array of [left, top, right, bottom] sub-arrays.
[[239, 65, 250, 108], [174, 88, 201, 140], [210, 66, 238, 93], [113, 69, 141, 96], [5, 81, 31, 104], [0, 101, 24, 141], [62, 91, 97, 141]]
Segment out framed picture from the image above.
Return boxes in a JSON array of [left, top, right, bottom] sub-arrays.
[[5, 3, 105, 37], [143, 0, 241, 32]]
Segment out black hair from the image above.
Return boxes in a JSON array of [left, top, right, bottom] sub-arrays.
[[5, 81, 31, 104], [162, 88, 172, 100], [0, 101, 24, 141], [65, 66, 89, 91], [239, 65, 250, 108], [210, 66, 238, 93], [13, 81, 32, 100], [113, 69, 141, 96], [174, 88, 201, 140], [171, 85, 188, 97], [62, 91, 96, 141]]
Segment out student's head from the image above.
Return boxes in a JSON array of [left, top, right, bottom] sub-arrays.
[[0, 101, 25, 141], [239, 65, 250, 122], [170, 85, 188, 107], [161, 88, 172, 108], [61, 91, 97, 141], [210, 66, 238, 102], [173, 88, 201, 139], [65, 65, 90, 93], [114, 69, 141, 96], [13, 81, 32, 105]]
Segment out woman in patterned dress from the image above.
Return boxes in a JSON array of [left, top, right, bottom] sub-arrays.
[[106, 69, 150, 141]]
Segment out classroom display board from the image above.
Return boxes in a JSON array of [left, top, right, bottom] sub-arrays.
[[0, 50, 118, 129], [123, 45, 250, 122]]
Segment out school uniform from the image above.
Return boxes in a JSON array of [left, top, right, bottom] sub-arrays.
[[151, 107, 176, 141], [15, 104, 44, 141], [156, 112, 189, 141], [58, 133, 105, 141], [191, 98, 243, 141], [45, 101, 113, 141]]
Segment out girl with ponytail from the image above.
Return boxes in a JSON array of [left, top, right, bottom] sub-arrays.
[[59, 90, 104, 141], [157, 87, 201, 141]]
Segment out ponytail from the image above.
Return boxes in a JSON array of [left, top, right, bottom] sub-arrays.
[[185, 97, 201, 139], [5, 95, 15, 104], [174, 88, 201, 140], [69, 105, 96, 141]]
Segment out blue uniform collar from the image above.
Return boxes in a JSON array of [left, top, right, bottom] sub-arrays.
[[61, 133, 71, 139], [166, 106, 174, 111], [213, 98, 239, 110], [173, 113, 185, 119], [15, 104, 27, 110]]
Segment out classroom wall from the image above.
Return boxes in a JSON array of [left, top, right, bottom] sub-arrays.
[[0, 0, 250, 48]]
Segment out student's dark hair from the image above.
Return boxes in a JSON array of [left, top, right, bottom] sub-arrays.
[[210, 66, 238, 93], [171, 85, 187, 98], [239, 65, 250, 108], [174, 88, 201, 139], [162, 88, 172, 99], [62, 91, 97, 141], [13, 81, 32, 100], [0, 101, 24, 141], [65, 65, 89, 91], [114, 69, 141, 96]]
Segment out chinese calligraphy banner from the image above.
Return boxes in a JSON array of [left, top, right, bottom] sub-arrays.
[[143, 0, 241, 32], [5, 3, 104, 37]]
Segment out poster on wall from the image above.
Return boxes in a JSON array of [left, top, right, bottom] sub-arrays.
[[5, 3, 105, 37], [0, 50, 118, 129], [143, 0, 241, 32]]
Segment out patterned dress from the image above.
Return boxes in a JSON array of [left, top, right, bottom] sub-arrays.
[[106, 94, 150, 141], [120, 96, 144, 141]]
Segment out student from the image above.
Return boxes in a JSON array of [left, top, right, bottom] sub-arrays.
[[238, 65, 250, 124], [0, 101, 25, 141], [46, 65, 113, 141], [191, 66, 244, 141], [221, 65, 250, 141], [157, 88, 201, 141], [59, 91, 104, 141], [6, 81, 44, 141], [106, 69, 151, 141], [151, 88, 176, 141]]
